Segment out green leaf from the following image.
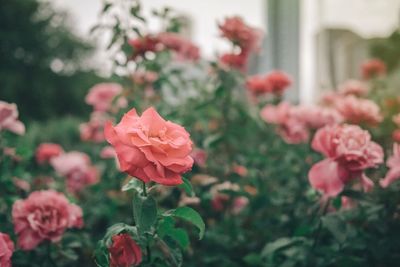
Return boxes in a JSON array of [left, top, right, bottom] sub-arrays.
[[178, 177, 194, 197], [321, 215, 347, 243], [122, 178, 143, 193], [158, 217, 190, 248], [132, 192, 157, 235], [262, 237, 306, 257], [170, 207, 205, 239]]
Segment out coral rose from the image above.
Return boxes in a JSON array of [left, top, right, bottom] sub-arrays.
[[85, 83, 124, 112], [105, 107, 194, 185], [35, 143, 64, 165], [12, 190, 83, 250], [219, 52, 248, 71], [109, 233, 142, 267], [0, 232, 14, 267], [309, 124, 383, 196], [338, 80, 368, 97], [51, 152, 99, 193], [0, 101, 25, 135], [246, 75, 271, 95]]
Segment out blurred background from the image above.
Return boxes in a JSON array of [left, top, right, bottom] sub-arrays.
[[1, 0, 400, 121]]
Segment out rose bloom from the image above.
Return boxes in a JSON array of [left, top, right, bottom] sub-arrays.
[[51, 152, 99, 193], [0, 100, 25, 135], [246, 75, 271, 95], [35, 143, 64, 165], [80, 112, 108, 143], [13, 177, 31, 192], [233, 164, 248, 177], [109, 233, 142, 267], [128, 35, 160, 60], [393, 129, 400, 143], [210, 182, 247, 213], [309, 124, 383, 196], [264, 71, 292, 95], [320, 91, 343, 106], [12, 190, 83, 250], [85, 83, 124, 112], [0, 232, 14, 267], [380, 143, 400, 188], [100, 146, 116, 159], [157, 32, 200, 61], [218, 16, 262, 52], [219, 52, 248, 71], [335, 95, 382, 125], [105, 107, 194, 185], [361, 58, 386, 80], [338, 80, 369, 97], [295, 105, 343, 129]]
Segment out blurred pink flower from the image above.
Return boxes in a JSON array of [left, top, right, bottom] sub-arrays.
[[335, 95, 382, 125], [51, 151, 99, 193], [12, 190, 83, 250], [13, 177, 31, 192], [128, 35, 160, 60], [246, 75, 271, 95], [295, 105, 343, 129], [100, 146, 116, 159], [264, 71, 292, 95], [380, 143, 400, 188], [361, 58, 386, 80], [219, 16, 263, 52], [35, 143, 64, 165], [0, 100, 25, 135], [338, 80, 369, 97], [309, 124, 383, 196], [132, 71, 158, 85], [105, 107, 193, 186], [85, 83, 124, 112], [219, 52, 248, 71], [393, 129, 400, 143], [232, 196, 249, 214], [158, 32, 200, 61], [0, 232, 14, 267], [233, 164, 248, 177], [80, 112, 108, 143]]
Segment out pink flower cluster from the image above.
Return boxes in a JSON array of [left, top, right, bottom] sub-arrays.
[[308, 124, 383, 196], [80, 112, 109, 143], [334, 95, 382, 125], [0, 100, 25, 135], [260, 102, 342, 144], [85, 83, 127, 113], [128, 33, 200, 61], [361, 58, 386, 80], [0, 232, 14, 267], [246, 71, 291, 96], [218, 16, 263, 71], [51, 151, 99, 194], [338, 80, 369, 97], [12, 190, 83, 250], [35, 143, 64, 165], [210, 182, 248, 214], [105, 107, 194, 185]]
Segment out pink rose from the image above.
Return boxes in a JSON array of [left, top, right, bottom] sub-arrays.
[[295, 105, 343, 129], [338, 80, 368, 97], [264, 71, 292, 95], [191, 149, 207, 168], [380, 143, 400, 188], [0, 232, 14, 267], [12, 190, 83, 250], [109, 233, 142, 267], [335, 95, 382, 125], [157, 32, 200, 61], [393, 129, 400, 143], [219, 52, 248, 71], [80, 112, 108, 143], [0, 101, 25, 135], [219, 16, 263, 52], [35, 143, 64, 165], [246, 75, 271, 95], [128, 35, 160, 60], [361, 58, 386, 80], [85, 83, 124, 112], [104, 107, 194, 185], [309, 124, 383, 196], [51, 152, 99, 193], [100, 146, 116, 159], [232, 196, 249, 214]]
